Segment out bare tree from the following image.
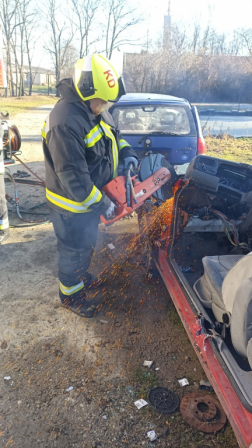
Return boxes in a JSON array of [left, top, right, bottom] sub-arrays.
[[43, 0, 75, 95], [240, 29, 252, 56], [103, 0, 142, 59], [70, 0, 101, 58], [60, 44, 79, 77], [171, 24, 188, 54], [0, 0, 19, 96], [20, 0, 38, 95], [191, 22, 201, 54]]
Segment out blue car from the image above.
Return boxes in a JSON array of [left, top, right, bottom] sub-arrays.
[[110, 93, 206, 166]]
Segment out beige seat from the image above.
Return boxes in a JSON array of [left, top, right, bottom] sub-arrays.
[[194, 252, 252, 364], [193, 255, 243, 312]]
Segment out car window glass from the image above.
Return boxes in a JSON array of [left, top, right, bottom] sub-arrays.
[[111, 106, 196, 136]]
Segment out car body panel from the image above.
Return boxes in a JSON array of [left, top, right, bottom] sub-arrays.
[[147, 177, 252, 448], [157, 248, 252, 448]]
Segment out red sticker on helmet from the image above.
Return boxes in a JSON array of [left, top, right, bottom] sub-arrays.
[[104, 69, 116, 88]]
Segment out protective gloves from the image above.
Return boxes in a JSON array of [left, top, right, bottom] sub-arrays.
[[105, 201, 116, 218], [123, 157, 138, 170]]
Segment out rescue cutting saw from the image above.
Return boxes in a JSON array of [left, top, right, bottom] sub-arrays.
[[101, 152, 177, 225]]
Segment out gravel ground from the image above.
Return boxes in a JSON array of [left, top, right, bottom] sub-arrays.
[[0, 106, 239, 448]]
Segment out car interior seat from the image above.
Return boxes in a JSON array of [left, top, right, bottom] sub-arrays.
[[121, 110, 144, 131], [158, 112, 175, 131], [194, 252, 252, 366]]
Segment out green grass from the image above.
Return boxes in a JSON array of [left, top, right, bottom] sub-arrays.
[[205, 135, 252, 163], [24, 85, 56, 94], [133, 367, 158, 399], [0, 95, 58, 116], [167, 304, 183, 328]]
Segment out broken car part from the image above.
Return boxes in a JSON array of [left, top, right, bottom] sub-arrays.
[[180, 392, 226, 433], [148, 387, 180, 414]]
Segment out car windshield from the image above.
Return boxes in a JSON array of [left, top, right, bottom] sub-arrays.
[[111, 105, 197, 136]]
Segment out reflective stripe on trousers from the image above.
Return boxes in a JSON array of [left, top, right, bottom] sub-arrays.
[[49, 207, 100, 298], [100, 120, 119, 178], [59, 280, 84, 295], [46, 184, 102, 213]]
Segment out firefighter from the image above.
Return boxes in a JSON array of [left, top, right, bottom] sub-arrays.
[[42, 54, 138, 318], [0, 121, 9, 244]]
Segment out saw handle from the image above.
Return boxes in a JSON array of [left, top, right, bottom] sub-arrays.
[[126, 163, 133, 207]]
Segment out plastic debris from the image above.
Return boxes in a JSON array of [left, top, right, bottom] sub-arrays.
[[179, 265, 193, 273], [199, 379, 213, 391], [65, 386, 73, 392], [102, 415, 107, 420], [100, 319, 108, 324], [147, 430, 157, 442], [108, 243, 115, 250], [134, 399, 148, 409], [155, 368, 160, 371], [178, 378, 189, 387], [4, 376, 11, 380], [143, 360, 154, 368]]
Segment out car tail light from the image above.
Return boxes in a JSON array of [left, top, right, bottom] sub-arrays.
[[197, 137, 207, 155]]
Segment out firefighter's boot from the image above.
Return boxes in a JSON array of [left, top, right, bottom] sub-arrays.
[[59, 289, 97, 317]]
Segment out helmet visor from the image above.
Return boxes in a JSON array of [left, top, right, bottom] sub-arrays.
[[108, 76, 126, 103]]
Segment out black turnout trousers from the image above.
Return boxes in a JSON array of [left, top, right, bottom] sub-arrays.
[[49, 207, 100, 295]]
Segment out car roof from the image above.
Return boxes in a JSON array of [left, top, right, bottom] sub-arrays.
[[115, 93, 190, 106]]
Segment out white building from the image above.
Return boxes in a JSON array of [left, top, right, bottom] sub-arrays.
[[12, 66, 55, 85]]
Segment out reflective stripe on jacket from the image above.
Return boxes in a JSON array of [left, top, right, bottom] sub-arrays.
[[42, 78, 137, 215]]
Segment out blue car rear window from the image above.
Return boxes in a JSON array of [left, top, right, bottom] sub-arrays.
[[111, 105, 197, 137]]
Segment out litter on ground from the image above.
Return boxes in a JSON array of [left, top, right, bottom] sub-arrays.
[[178, 378, 189, 387], [108, 243, 115, 250], [134, 399, 148, 409], [65, 386, 73, 392], [4, 376, 11, 380], [143, 360, 154, 368], [199, 379, 213, 391], [147, 430, 157, 441]]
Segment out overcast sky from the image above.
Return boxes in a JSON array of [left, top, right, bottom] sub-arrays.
[[33, 0, 252, 71]]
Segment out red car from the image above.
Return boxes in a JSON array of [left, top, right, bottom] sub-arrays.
[[139, 154, 252, 448]]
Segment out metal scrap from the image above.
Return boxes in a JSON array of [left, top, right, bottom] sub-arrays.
[[180, 392, 226, 433]]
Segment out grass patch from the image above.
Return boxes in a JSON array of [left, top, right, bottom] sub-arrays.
[[133, 367, 158, 399], [167, 304, 183, 328], [0, 95, 57, 117], [166, 413, 239, 448], [205, 135, 252, 164]]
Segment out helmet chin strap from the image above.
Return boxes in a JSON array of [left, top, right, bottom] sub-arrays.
[[83, 100, 92, 113]]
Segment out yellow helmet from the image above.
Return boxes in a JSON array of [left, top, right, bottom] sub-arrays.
[[73, 54, 126, 103]]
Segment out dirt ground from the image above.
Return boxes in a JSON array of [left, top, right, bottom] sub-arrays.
[[0, 106, 239, 448]]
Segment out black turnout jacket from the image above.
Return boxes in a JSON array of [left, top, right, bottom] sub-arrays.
[[42, 78, 137, 215]]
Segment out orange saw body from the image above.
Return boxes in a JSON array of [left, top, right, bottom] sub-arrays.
[[100, 166, 171, 225]]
